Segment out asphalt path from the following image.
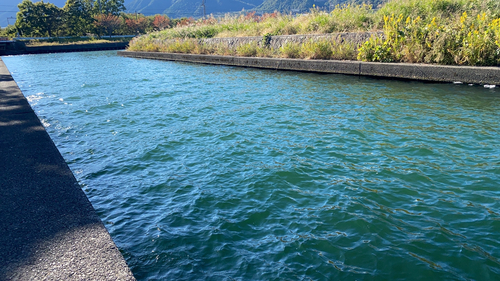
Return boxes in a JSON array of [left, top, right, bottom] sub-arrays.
[[0, 57, 135, 280]]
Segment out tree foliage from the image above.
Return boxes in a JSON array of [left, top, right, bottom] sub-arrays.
[[16, 0, 63, 37], [94, 14, 121, 36], [15, 0, 127, 37], [64, 0, 93, 35], [152, 15, 170, 31], [95, 0, 125, 16], [0, 25, 18, 38], [126, 17, 149, 34]]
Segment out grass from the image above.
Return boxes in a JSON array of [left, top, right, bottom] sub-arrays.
[[358, 10, 500, 65], [138, 5, 376, 41], [129, 0, 500, 66], [128, 37, 359, 60]]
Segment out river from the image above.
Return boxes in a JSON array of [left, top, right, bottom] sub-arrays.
[[3, 50, 500, 280]]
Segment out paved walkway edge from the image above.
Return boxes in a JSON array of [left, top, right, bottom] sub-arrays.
[[0, 57, 135, 280], [118, 51, 500, 85]]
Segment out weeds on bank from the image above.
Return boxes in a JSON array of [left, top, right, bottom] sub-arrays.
[[358, 11, 500, 65], [133, 3, 376, 42], [130, 37, 359, 61], [133, 0, 500, 40], [25, 36, 131, 46]]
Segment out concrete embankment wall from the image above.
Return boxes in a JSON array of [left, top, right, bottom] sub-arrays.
[[118, 51, 500, 85], [153, 32, 380, 49], [24, 42, 129, 54], [0, 58, 135, 280], [1, 41, 128, 55]]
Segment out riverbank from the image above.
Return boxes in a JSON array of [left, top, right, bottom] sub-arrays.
[[0, 57, 135, 280], [129, 0, 500, 66], [118, 50, 500, 85], [0, 41, 129, 55]]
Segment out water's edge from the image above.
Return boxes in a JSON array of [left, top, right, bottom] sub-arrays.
[[1, 42, 128, 56], [118, 50, 500, 85], [0, 57, 135, 280]]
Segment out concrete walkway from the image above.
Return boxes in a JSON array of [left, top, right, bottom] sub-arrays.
[[0, 57, 135, 280]]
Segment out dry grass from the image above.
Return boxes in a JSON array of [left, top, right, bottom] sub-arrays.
[[25, 37, 131, 46]]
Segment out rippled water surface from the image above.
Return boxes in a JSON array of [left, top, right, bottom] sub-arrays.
[[4, 51, 500, 280]]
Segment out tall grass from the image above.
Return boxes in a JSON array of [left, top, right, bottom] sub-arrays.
[[139, 4, 377, 42], [359, 0, 500, 65], [135, 0, 500, 40], [130, 37, 359, 61]]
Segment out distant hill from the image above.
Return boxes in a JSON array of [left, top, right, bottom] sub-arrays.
[[125, 0, 364, 18], [1, 0, 386, 28], [258, 0, 316, 13], [126, 0, 265, 18]]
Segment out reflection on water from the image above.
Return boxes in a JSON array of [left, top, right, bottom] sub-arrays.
[[4, 51, 500, 280]]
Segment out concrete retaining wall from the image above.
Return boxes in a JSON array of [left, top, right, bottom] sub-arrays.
[[1, 42, 129, 55], [117, 51, 500, 85], [24, 42, 129, 54]]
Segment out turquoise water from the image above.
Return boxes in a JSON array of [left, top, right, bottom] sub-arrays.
[[3, 51, 500, 280]]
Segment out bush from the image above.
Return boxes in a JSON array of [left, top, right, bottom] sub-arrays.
[[358, 36, 394, 62]]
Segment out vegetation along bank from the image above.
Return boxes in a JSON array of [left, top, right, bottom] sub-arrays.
[[128, 0, 500, 67]]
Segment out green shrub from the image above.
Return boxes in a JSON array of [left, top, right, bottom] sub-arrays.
[[262, 33, 272, 47], [358, 36, 394, 62]]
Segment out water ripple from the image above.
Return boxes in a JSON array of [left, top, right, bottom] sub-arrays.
[[4, 51, 500, 280]]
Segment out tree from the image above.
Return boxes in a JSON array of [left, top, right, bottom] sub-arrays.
[[0, 25, 18, 38], [90, 0, 125, 16], [15, 0, 63, 37], [64, 0, 93, 36], [125, 17, 148, 34], [40, 2, 63, 37], [15, 0, 36, 36], [94, 14, 121, 36], [152, 14, 170, 31], [85, 0, 125, 36]]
